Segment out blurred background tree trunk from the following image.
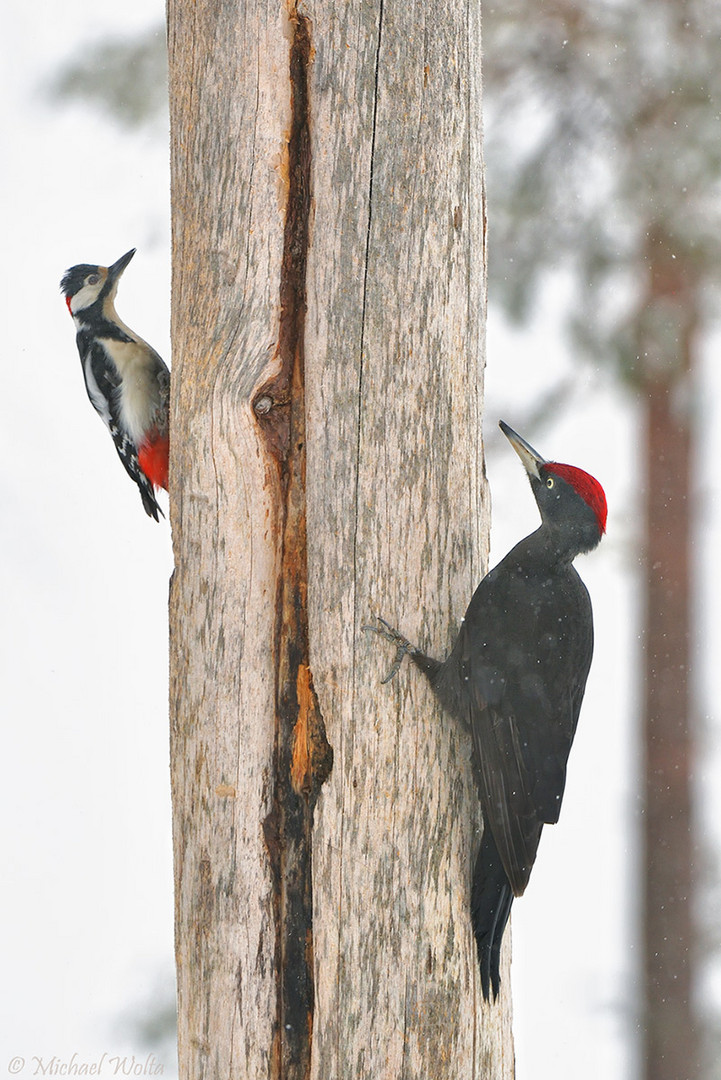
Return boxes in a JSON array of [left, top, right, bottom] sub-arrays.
[[639, 227, 699, 1080], [167, 2, 510, 1078]]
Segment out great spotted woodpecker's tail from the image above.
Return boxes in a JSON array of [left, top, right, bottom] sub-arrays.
[[471, 825, 514, 1001]]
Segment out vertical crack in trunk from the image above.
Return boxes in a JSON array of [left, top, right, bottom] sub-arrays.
[[254, 8, 333, 1080]]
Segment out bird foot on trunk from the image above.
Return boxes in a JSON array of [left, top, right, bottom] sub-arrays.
[[362, 616, 417, 684]]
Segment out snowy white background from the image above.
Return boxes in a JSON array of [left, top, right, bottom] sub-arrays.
[[1, 3, 718, 1079], [2, 3, 175, 1073]]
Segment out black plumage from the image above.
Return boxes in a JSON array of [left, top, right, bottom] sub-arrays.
[[367, 421, 606, 1001]]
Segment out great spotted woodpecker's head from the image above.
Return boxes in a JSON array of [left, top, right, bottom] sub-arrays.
[[499, 419, 607, 556], [60, 248, 136, 318]]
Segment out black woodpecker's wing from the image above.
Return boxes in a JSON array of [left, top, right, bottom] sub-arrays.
[[451, 553, 594, 898], [454, 619, 542, 898], [78, 334, 162, 520], [506, 566, 593, 826]]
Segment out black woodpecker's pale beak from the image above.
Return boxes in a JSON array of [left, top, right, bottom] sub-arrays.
[[499, 420, 547, 481], [107, 248, 136, 282]]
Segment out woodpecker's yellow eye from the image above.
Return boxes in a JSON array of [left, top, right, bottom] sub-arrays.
[[546, 476, 555, 489], [87, 274, 100, 285]]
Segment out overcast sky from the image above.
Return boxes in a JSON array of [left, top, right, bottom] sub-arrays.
[[2, 4, 719, 1079]]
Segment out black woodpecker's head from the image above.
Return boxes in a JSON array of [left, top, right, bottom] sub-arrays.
[[60, 248, 136, 318], [499, 420, 607, 556]]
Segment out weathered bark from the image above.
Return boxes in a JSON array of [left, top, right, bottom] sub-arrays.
[[168, 1, 510, 1077], [167, 0, 290, 1071]]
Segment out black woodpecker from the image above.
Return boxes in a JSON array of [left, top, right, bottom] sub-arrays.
[[366, 420, 607, 1001]]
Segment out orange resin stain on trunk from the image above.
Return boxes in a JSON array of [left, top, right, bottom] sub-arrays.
[[291, 663, 332, 799]]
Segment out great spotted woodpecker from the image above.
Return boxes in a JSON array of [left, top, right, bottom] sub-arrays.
[[61, 249, 170, 520]]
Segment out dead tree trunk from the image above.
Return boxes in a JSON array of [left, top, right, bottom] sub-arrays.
[[167, 2, 511, 1077]]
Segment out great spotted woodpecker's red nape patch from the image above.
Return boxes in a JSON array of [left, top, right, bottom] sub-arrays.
[[545, 462, 608, 533]]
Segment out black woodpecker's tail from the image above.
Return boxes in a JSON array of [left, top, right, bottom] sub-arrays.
[[471, 825, 514, 1001]]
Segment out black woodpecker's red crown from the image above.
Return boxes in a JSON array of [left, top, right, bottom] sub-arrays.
[[499, 420, 607, 543], [544, 462, 607, 534]]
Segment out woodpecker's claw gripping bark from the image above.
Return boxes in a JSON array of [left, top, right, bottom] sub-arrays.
[[362, 616, 417, 683]]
